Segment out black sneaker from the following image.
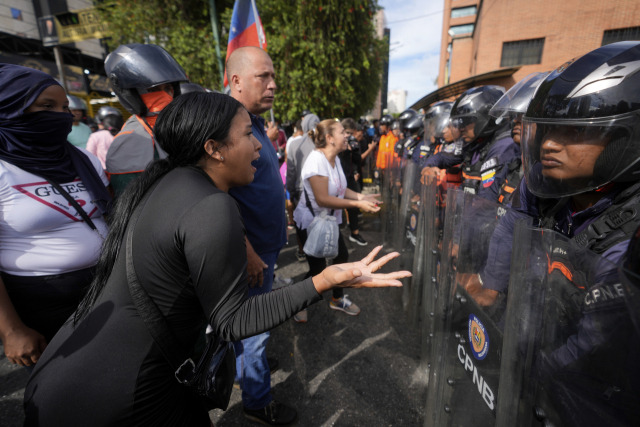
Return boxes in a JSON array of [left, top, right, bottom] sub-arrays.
[[244, 400, 298, 426], [349, 233, 368, 246]]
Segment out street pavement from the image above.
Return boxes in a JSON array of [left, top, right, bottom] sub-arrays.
[[0, 209, 427, 426]]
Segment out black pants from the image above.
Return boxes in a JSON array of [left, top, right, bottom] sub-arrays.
[[299, 229, 348, 299], [2, 267, 94, 342], [346, 176, 360, 233]]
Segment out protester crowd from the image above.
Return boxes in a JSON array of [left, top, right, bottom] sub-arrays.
[[1, 39, 640, 427]]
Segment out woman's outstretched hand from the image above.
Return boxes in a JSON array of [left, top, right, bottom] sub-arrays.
[[312, 246, 411, 294]]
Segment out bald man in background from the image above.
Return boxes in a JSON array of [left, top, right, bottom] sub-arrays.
[[227, 47, 297, 425]]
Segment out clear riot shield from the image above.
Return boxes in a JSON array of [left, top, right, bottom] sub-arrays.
[[397, 161, 419, 267], [397, 161, 420, 312], [417, 177, 440, 360], [424, 189, 525, 427], [496, 223, 640, 427], [379, 152, 395, 248], [384, 155, 402, 249], [620, 262, 640, 340]]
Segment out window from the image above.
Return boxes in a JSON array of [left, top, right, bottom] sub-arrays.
[[448, 24, 474, 37], [500, 38, 545, 67], [602, 26, 640, 46], [451, 6, 477, 19]]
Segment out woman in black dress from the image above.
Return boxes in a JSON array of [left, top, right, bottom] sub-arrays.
[[23, 92, 409, 426]]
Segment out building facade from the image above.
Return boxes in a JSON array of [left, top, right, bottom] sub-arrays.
[[414, 0, 640, 109]]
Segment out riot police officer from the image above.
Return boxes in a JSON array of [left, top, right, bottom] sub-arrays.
[[104, 43, 188, 196], [488, 72, 549, 205], [394, 109, 419, 156], [469, 41, 640, 306], [420, 86, 520, 202], [413, 101, 453, 166], [400, 114, 424, 161], [375, 114, 397, 171]]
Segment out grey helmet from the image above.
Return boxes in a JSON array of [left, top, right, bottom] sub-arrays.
[[96, 106, 122, 124], [490, 72, 550, 121], [104, 43, 187, 116], [67, 95, 87, 111], [404, 114, 424, 138], [423, 101, 453, 143]]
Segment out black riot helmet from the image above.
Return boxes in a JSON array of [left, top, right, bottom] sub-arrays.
[[398, 108, 418, 130], [104, 43, 188, 116], [404, 114, 424, 138], [179, 82, 207, 94], [423, 101, 453, 143], [96, 106, 122, 124], [450, 85, 505, 143], [379, 114, 393, 126], [522, 41, 640, 198]]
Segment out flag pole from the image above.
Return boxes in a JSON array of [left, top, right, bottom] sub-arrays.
[[208, 0, 225, 89]]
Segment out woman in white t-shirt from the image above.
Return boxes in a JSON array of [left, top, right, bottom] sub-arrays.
[[0, 64, 111, 368], [293, 119, 381, 321]]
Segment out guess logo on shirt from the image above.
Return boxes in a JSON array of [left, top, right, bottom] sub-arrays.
[[13, 179, 96, 221]]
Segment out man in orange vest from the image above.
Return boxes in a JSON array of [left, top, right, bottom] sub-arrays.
[[376, 114, 397, 170]]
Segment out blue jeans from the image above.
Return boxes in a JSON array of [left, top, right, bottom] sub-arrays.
[[233, 250, 279, 410]]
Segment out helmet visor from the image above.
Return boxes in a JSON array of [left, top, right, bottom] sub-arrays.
[[522, 113, 640, 197], [451, 115, 476, 130]]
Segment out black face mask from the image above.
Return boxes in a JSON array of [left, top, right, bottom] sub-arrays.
[[0, 110, 112, 214], [0, 110, 76, 182]]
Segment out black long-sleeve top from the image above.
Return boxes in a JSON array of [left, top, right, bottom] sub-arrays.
[[24, 167, 322, 427]]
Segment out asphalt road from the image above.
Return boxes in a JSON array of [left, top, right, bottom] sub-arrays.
[[0, 209, 427, 427]]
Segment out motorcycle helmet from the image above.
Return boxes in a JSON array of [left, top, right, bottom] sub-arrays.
[[95, 106, 122, 124], [67, 95, 87, 111], [521, 41, 640, 198], [105, 43, 188, 116]]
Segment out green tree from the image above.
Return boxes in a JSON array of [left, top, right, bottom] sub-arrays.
[[253, 0, 387, 120], [95, 0, 232, 90], [97, 0, 386, 119]]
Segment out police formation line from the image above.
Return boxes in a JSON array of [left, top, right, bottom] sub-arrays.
[[377, 41, 640, 426]]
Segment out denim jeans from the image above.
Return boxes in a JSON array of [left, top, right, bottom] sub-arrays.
[[233, 250, 279, 410]]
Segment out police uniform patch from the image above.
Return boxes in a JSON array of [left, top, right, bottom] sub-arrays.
[[410, 213, 417, 231], [468, 314, 490, 360], [481, 169, 496, 188], [481, 158, 497, 171]]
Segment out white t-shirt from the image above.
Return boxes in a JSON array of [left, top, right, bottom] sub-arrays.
[[286, 135, 303, 155], [0, 150, 109, 276], [293, 150, 347, 230]]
